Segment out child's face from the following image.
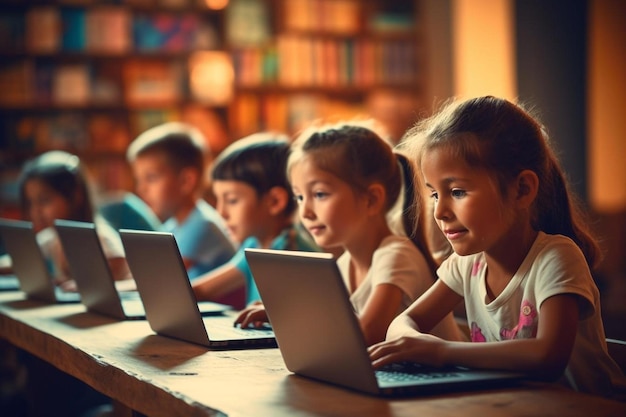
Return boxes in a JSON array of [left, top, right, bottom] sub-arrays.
[[23, 179, 72, 233], [290, 157, 369, 249], [131, 153, 183, 221], [212, 180, 270, 244], [421, 147, 517, 257]]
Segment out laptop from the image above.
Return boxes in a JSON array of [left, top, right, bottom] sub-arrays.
[[245, 248, 523, 396], [0, 218, 80, 303], [54, 220, 231, 321], [119, 229, 276, 349]]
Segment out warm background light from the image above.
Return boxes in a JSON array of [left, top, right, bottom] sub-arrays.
[[204, 0, 229, 11], [189, 51, 234, 106], [588, 0, 626, 213], [452, 0, 516, 100]]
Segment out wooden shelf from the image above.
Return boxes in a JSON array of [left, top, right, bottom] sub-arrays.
[[0, 0, 425, 194]]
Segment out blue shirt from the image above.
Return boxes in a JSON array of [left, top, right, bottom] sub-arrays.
[[162, 199, 235, 280], [231, 225, 319, 305]]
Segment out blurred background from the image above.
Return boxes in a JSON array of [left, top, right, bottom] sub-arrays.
[[0, 0, 624, 337]]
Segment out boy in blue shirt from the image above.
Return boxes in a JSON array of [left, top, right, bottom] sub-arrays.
[[127, 122, 235, 280]]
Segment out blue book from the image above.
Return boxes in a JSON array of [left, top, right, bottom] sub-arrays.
[[61, 8, 86, 51]]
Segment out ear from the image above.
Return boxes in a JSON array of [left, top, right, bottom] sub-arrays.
[[265, 186, 289, 216], [365, 183, 387, 215], [514, 170, 539, 209], [178, 167, 200, 195]]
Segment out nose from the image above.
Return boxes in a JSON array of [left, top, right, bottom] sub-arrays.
[[135, 181, 146, 199], [433, 198, 451, 222], [216, 200, 228, 220], [298, 198, 315, 221]]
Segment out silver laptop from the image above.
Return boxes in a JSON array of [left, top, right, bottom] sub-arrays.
[[54, 220, 230, 321], [0, 218, 80, 303], [53, 219, 146, 320], [119, 229, 276, 349], [245, 248, 523, 396]]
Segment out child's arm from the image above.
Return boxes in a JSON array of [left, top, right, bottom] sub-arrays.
[[191, 264, 245, 301], [108, 257, 131, 281], [370, 293, 579, 381], [386, 280, 463, 340], [358, 283, 405, 346]]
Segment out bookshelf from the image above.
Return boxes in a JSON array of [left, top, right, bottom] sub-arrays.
[[0, 0, 425, 216]]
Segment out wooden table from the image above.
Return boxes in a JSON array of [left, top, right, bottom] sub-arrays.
[[0, 291, 624, 417]]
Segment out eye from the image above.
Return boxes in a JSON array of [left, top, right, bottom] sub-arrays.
[[451, 189, 467, 198], [293, 194, 303, 203], [313, 191, 329, 200], [429, 191, 439, 201]]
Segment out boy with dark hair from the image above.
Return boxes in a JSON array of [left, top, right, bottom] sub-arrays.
[[127, 122, 235, 280], [192, 132, 318, 308]]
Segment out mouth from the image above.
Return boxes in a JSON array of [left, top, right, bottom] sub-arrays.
[[307, 225, 326, 236], [443, 228, 467, 240]]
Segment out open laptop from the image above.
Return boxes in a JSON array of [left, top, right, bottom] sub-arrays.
[[245, 248, 523, 396], [119, 229, 276, 349], [54, 220, 231, 321], [0, 218, 80, 303]]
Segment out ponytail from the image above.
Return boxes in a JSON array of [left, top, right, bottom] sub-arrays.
[[535, 152, 601, 268], [395, 152, 439, 278]]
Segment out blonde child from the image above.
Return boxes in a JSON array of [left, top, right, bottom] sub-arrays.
[[12, 150, 129, 288], [127, 122, 235, 280], [236, 122, 462, 346], [191, 133, 319, 308], [369, 96, 626, 400]]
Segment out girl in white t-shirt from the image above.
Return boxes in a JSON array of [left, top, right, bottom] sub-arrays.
[[235, 121, 462, 346], [369, 96, 626, 400], [15, 151, 130, 288]]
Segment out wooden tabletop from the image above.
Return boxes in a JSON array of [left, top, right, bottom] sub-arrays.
[[0, 291, 624, 417]]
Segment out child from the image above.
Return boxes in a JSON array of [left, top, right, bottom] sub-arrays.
[[369, 96, 626, 400], [12, 150, 130, 288], [191, 133, 319, 308], [235, 122, 462, 346], [127, 122, 235, 280]]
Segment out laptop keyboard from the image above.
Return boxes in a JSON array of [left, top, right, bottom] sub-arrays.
[[205, 316, 274, 338], [376, 362, 462, 383]]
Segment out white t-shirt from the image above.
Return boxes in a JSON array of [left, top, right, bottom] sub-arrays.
[[439, 231, 626, 399], [336, 235, 433, 316]]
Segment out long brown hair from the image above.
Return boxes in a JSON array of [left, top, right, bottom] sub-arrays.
[[402, 96, 601, 268]]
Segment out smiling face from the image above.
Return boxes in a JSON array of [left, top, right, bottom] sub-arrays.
[[421, 146, 518, 257], [212, 180, 271, 244], [289, 156, 369, 249]]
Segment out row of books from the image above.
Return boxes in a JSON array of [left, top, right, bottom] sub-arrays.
[[282, 0, 361, 35], [0, 59, 192, 107], [0, 53, 237, 107], [1, 105, 228, 154], [1, 112, 130, 153], [0, 6, 219, 54], [233, 36, 419, 88], [228, 93, 366, 139]]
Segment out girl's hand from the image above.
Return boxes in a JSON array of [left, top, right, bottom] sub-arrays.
[[57, 279, 78, 293], [368, 334, 446, 369], [234, 302, 270, 329]]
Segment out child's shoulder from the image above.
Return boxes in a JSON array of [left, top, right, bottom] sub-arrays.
[[530, 232, 589, 269]]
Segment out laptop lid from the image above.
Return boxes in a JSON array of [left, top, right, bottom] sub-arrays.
[[0, 218, 79, 303], [245, 248, 522, 396], [54, 219, 131, 320], [119, 229, 275, 348]]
